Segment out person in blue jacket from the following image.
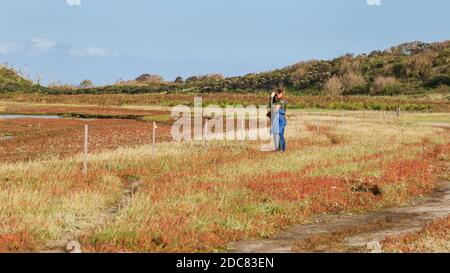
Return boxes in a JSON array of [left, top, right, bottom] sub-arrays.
[[271, 88, 287, 152]]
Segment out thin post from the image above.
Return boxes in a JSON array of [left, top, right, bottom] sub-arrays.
[[204, 119, 208, 149], [152, 121, 157, 157], [317, 118, 320, 134], [83, 125, 88, 176], [241, 117, 245, 145]]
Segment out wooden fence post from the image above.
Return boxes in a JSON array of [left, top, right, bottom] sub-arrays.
[[204, 119, 209, 149], [152, 121, 157, 157], [317, 118, 320, 134], [83, 125, 88, 176], [241, 117, 245, 145]]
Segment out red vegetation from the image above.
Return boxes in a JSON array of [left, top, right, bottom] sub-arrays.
[[0, 231, 38, 252], [0, 118, 172, 162]]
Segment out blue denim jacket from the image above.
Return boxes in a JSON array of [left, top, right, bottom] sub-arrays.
[[272, 108, 287, 135]]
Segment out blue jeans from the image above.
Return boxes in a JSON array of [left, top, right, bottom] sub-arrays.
[[279, 127, 286, 152], [274, 134, 280, 151]]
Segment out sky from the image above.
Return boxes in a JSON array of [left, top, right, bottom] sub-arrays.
[[0, 0, 449, 86]]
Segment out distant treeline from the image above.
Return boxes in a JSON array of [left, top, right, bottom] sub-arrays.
[[1, 40, 449, 96]]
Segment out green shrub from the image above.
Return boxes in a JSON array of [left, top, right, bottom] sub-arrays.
[[392, 62, 408, 78], [424, 74, 450, 88], [382, 83, 404, 96]]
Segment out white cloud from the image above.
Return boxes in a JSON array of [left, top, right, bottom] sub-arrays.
[[1, 38, 119, 59], [30, 37, 56, 52], [66, 0, 81, 6], [0, 43, 19, 54], [69, 46, 119, 58], [367, 0, 382, 6]]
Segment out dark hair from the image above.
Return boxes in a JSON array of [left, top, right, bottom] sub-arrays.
[[276, 88, 284, 94], [272, 95, 278, 104]]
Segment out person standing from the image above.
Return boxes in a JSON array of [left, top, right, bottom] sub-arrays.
[[268, 90, 278, 150], [276, 88, 287, 152], [271, 88, 287, 152], [268, 90, 278, 122]]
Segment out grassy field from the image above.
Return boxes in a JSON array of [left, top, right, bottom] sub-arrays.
[[1, 97, 449, 252]]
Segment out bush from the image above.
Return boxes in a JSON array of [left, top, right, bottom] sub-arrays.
[[323, 76, 343, 95], [391, 62, 408, 78], [424, 74, 450, 88], [135, 74, 164, 84], [407, 50, 437, 78], [80, 79, 94, 89], [344, 85, 369, 95], [382, 83, 404, 96], [436, 85, 450, 94], [341, 71, 367, 95], [403, 104, 430, 111], [371, 76, 398, 95], [174, 76, 184, 83]]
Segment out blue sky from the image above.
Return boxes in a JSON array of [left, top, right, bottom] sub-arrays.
[[0, 0, 449, 86]]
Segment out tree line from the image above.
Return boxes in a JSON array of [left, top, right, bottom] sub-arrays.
[[1, 41, 449, 96]]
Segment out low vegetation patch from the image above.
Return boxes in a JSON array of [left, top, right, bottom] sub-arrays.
[[382, 216, 450, 253]]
